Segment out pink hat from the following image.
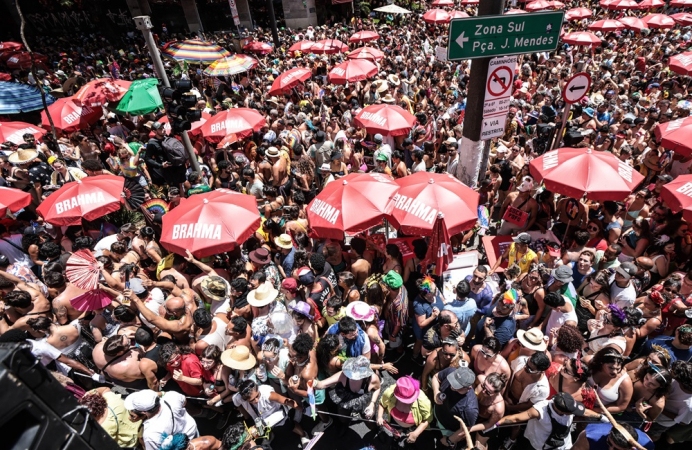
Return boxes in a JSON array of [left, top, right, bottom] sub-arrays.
[[281, 277, 298, 294], [394, 376, 420, 404]]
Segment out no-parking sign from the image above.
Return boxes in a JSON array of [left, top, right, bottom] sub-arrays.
[[484, 56, 517, 117]]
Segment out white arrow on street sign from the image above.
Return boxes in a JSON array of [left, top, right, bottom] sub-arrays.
[[562, 72, 592, 104], [456, 31, 469, 49], [481, 113, 507, 140]]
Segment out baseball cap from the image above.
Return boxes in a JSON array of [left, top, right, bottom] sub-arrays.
[[447, 366, 476, 390], [658, 174, 673, 183], [374, 133, 383, 143], [496, 145, 509, 154], [124, 389, 159, 412], [513, 232, 531, 245], [553, 392, 585, 416], [616, 262, 637, 280]]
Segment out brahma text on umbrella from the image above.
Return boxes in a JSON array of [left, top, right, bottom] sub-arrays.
[[210, 119, 246, 134], [310, 199, 340, 224], [55, 192, 106, 214], [172, 223, 223, 240], [64, 107, 94, 124], [359, 112, 387, 126], [676, 182, 692, 197], [391, 194, 438, 225]]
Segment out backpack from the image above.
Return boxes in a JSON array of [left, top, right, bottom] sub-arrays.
[[162, 136, 188, 166]]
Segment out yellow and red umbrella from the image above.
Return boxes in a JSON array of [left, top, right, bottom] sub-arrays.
[[162, 39, 231, 64]]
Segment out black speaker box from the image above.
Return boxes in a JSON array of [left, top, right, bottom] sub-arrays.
[[0, 343, 120, 450]]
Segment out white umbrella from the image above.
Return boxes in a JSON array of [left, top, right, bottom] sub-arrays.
[[373, 4, 412, 14]]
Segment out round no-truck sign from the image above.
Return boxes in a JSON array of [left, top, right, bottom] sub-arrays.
[[563, 72, 592, 104], [487, 66, 513, 98]]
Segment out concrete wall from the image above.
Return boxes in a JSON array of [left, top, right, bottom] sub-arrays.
[[235, 0, 253, 29], [281, 0, 317, 29]]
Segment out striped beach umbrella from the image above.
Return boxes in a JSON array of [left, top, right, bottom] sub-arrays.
[[203, 55, 258, 77], [162, 39, 232, 64], [0, 81, 55, 114]]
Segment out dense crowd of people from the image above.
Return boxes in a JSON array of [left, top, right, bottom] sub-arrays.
[[2, 1, 692, 450]]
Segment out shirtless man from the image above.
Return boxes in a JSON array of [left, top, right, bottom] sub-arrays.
[[498, 176, 539, 235], [50, 280, 87, 325], [130, 293, 193, 345], [158, 255, 191, 290], [93, 333, 147, 388], [225, 316, 253, 350], [267, 147, 291, 195], [348, 238, 371, 288], [467, 373, 508, 450], [504, 351, 551, 414], [0, 290, 52, 333], [257, 149, 273, 185], [471, 336, 512, 384], [285, 333, 332, 432]]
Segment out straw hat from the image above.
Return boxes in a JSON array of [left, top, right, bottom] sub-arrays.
[[381, 94, 396, 103], [220, 345, 256, 370], [387, 74, 401, 86], [516, 328, 547, 352], [372, 79, 389, 93], [8, 148, 38, 164], [345, 301, 376, 322], [274, 234, 293, 249], [247, 282, 279, 307]]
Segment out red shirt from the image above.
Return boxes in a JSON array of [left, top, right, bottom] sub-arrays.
[[168, 354, 204, 396]]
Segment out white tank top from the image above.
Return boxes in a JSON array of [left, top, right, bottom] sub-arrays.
[[200, 317, 230, 351]]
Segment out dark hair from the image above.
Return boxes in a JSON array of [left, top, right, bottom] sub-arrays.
[[159, 342, 181, 365], [251, 271, 266, 284], [73, 236, 95, 251], [589, 348, 624, 374], [4, 290, 31, 308], [193, 308, 213, 328], [338, 316, 357, 334], [79, 391, 108, 420], [482, 336, 501, 353], [338, 271, 355, 288], [309, 252, 326, 274], [456, 280, 470, 298], [103, 334, 129, 356], [140, 227, 155, 240], [201, 344, 222, 362], [292, 333, 314, 356], [556, 324, 584, 353], [39, 242, 61, 260], [43, 269, 65, 288], [21, 234, 41, 254], [573, 230, 591, 246], [316, 334, 340, 373], [672, 360, 692, 390], [543, 291, 566, 308], [635, 364, 672, 397], [412, 239, 427, 260], [238, 378, 257, 400], [134, 326, 155, 346], [610, 422, 639, 448], [26, 316, 51, 333], [231, 277, 249, 294], [350, 237, 366, 256], [530, 351, 551, 371], [114, 305, 136, 322], [222, 422, 248, 450], [475, 265, 488, 275], [231, 316, 248, 334], [485, 372, 509, 392], [366, 281, 385, 307]]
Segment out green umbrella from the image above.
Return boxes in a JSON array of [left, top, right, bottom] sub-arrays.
[[113, 78, 162, 115]]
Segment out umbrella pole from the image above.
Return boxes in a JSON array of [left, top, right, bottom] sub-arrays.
[[16, 0, 58, 141]]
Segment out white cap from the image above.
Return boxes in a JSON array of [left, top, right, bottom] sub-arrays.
[[445, 137, 457, 144], [496, 145, 509, 154], [124, 389, 159, 412]]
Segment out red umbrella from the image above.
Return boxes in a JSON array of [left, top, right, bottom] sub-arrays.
[[5, 52, 48, 70], [506, 8, 529, 13], [460, 0, 479, 4], [157, 112, 211, 137], [242, 41, 273, 54], [588, 19, 625, 32], [654, 117, 692, 155], [562, 31, 602, 46], [618, 16, 649, 32], [200, 108, 266, 142], [268, 67, 312, 95], [669, 52, 692, 76], [0, 42, 22, 52], [310, 39, 348, 54], [661, 174, 692, 223], [288, 41, 315, 55], [392, 172, 479, 236], [432, 0, 454, 5], [565, 7, 592, 20], [526, 1, 551, 11], [41, 98, 102, 133], [349, 31, 380, 44], [422, 214, 453, 276], [638, 0, 665, 8], [36, 175, 124, 226], [70, 289, 113, 312], [0, 121, 45, 144], [671, 13, 692, 26], [161, 189, 261, 258], [546, 0, 565, 8], [671, 0, 692, 6], [216, 133, 238, 149], [73, 78, 132, 108], [0, 186, 31, 217], [328, 60, 378, 85], [306, 173, 400, 240], [423, 9, 451, 24], [642, 13, 676, 28], [529, 148, 644, 200], [601, 0, 638, 9], [450, 10, 470, 18], [347, 46, 385, 61], [354, 104, 417, 137]]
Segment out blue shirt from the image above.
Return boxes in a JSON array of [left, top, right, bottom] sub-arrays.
[[584, 423, 654, 450], [474, 313, 516, 348], [435, 366, 479, 431], [278, 247, 295, 277], [412, 290, 446, 338], [641, 336, 692, 363], [465, 275, 494, 314], [570, 261, 593, 291], [444, 297, 477, 336]]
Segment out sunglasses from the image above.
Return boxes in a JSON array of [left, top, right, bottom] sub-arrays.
[[481, 382, 498, 395], [525, 364, 542, 374], [480, 348, 496, 358]]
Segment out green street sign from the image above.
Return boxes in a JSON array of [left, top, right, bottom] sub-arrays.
[[447, 11, 565, 61]]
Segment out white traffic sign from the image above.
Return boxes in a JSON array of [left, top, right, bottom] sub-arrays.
[[483, 96, 512, 116], [563, 72, 591, 104], [485, 56, 517, 101], [481, 114, 507, 140]]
